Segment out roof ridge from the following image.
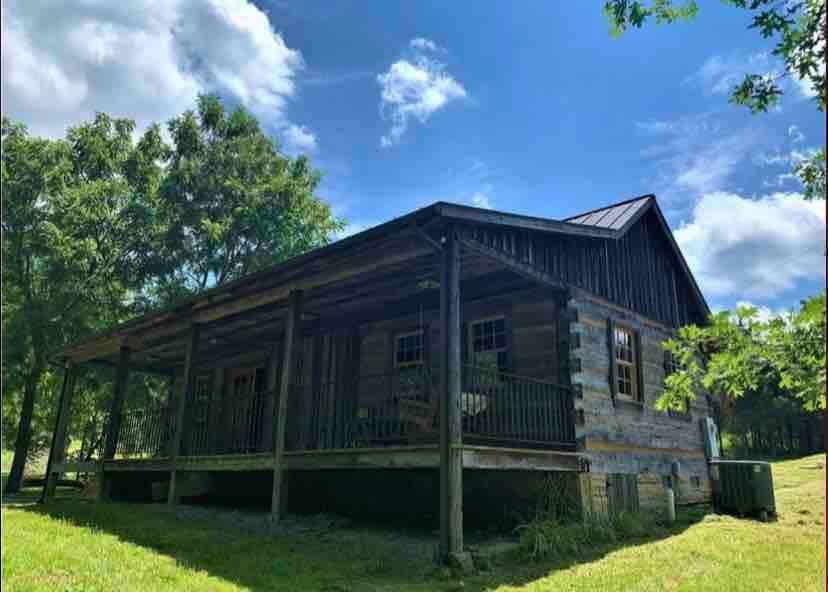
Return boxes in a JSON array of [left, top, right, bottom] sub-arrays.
[[562, 193, 654, 222]]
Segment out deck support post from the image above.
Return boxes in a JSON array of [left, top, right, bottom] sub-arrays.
[[99, 346, 131, 501], [168, 324, 200, 508], [41, 360, 77, 503], [439, 227, 463, 560], [271, 289, 303, 527]]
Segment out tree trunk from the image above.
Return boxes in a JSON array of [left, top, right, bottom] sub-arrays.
[[4, 361, 45, 494]]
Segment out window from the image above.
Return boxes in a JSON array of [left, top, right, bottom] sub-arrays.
[[613, 326, 638, 400], [470, 317, 509, 372], [395, 331, 424, 367], [395, 331, 425, 396]]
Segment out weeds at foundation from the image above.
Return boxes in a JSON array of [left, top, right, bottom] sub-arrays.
[[515, 511, 660, 561]]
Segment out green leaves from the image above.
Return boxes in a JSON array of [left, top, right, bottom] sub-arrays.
[[608, 0, 826, 113], [795, 149, 826, 200], [659, 293, 826, 414], [1, 96, 344, 475], [604, 0, 698, 36], [155, 94, 344, 300]]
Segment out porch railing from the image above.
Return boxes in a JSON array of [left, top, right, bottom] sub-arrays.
[[288, 369, 435, 451], [116, 405, 174, 458], [113, 365, 576, 458], [461, 365, 576, 449]]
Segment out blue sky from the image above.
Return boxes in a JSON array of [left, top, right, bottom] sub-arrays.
[[2, 0, 825, 316]]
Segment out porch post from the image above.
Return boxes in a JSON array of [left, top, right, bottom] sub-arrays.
[[271, 289, 302, 526], [103, 346, 131, 459], [439, 227, 463, 559], [168, 324, 200, 507], [41, 360, 77, 503], [97, 346, 130, 501]]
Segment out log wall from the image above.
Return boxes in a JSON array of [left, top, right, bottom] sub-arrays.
[[568, 294, 713, 506]]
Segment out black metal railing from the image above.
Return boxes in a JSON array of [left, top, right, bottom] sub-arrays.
[[461, 365, 576, 449], [114, 366, 576, 457], [288, 369, 436, 451], [224, 387, 270, 454], [116, 405, 174, 458]]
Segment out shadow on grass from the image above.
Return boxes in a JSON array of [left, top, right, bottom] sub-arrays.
[[469, 504, 709, 590], [14, 495, 709, 592]]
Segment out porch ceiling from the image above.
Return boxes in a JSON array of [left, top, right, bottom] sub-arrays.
[[82, 240, 537, 375]]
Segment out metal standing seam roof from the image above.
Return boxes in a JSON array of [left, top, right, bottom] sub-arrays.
[[563, 194, 653, 231]]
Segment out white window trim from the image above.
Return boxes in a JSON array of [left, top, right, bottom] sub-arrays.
[[613, 325, 638, 402], [394, 330, 424, 369]]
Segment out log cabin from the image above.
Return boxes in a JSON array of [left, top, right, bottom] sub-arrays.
[[43, 194, 718, 561]]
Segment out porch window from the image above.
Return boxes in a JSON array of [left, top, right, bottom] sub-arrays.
[[613, 326, 638, 401], [470, 316, 509, 373], [394, 330, 426, 397], [395, 331, 424, 367]]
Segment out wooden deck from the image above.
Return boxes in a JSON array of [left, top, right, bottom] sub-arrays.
[[56, 444, 581, 474]]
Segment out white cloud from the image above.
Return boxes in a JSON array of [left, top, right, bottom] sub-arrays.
[[788, 124, 805, 144], [636, 113, 759, 200], [377, 38, 467, 147], [675, 192, 825, 300], [686, 49, 823, 104], [410, 38, 441, 52], [470, 187, 493, 209], [283, 123, 317, 153], [1, 0, 314, 142], [685, 52, 778, 96]]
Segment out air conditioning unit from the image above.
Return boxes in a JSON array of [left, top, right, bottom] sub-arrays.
[[708, 459, 775, 521]]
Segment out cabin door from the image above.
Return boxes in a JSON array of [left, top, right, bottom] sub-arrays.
[[225, 366, 265, 452]]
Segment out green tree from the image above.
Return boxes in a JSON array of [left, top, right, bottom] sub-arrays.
[[659, 293, 826, 415], [1, 114, 162, 493], [146, 95, 344, 305], [605, 0, 826, 198], [2, 97, 344, 492]]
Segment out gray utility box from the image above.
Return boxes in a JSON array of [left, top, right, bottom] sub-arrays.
[[708, 459, 776, 520]]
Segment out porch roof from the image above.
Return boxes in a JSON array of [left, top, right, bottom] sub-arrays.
[[53, 196, 709, 370]]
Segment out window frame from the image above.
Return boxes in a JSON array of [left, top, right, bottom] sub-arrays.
[[468, 315, 510, 373], [394, 329, 425, 369], [612, 324, 639, 402]]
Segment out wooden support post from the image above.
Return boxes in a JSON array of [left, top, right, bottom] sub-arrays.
[[165, 374, 179, 457], [99, 347, 130, 501], [168, 324, 200, 508], [103, 347, 131, 459], [41, 361, 77, 503], [439, 228, 463, 559], [271, 290, 302, 527]]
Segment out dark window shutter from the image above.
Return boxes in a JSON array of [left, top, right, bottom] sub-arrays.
[[634, 330, 644, 403], [607, 318, 616, 405]]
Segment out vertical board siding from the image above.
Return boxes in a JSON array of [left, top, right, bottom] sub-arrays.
[[460, 211, 704, 328]]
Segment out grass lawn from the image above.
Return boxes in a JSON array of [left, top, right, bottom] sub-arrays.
[[2, 454, 824, 591], [2, 449, 14, 474]]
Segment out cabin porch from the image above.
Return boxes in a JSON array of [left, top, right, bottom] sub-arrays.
[[45, 212, 585, 559]]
